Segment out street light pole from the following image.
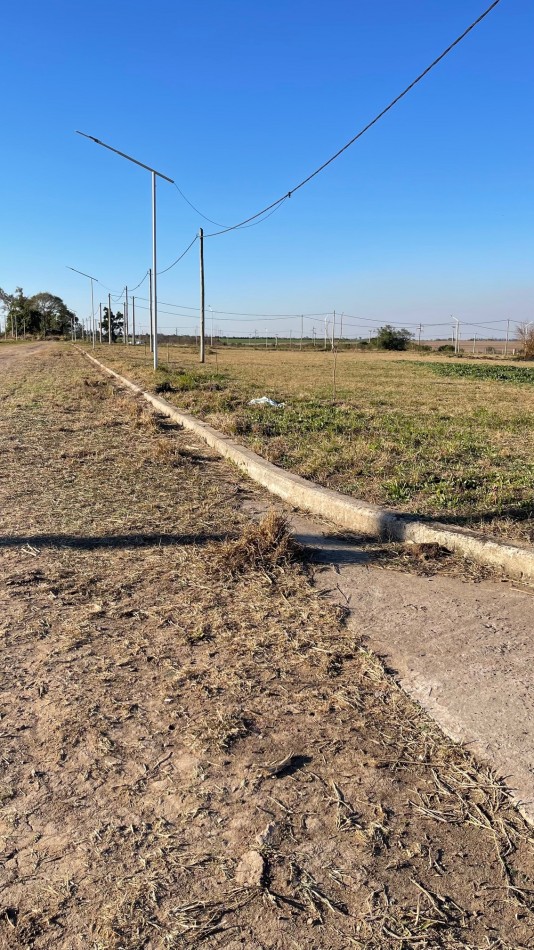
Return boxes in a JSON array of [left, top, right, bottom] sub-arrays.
[[76, 131, 174, 370]]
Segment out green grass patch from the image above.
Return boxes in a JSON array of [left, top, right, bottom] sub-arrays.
[[417, 362, 534, 384]]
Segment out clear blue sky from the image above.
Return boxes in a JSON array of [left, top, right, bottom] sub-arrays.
[[1, 0, 532, 339]]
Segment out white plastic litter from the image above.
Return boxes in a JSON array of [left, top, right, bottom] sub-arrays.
[[248, 396, 285, 408]]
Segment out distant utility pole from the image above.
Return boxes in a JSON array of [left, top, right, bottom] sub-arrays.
[[504, 318, 510, 357], [99, 302, 102, 343], [199, 229, 205, 363], [312, 327, 316, 347], [472, 333, 477, 355], [300, 315, 303, 350], [209, 304, 213, 347], [275, 333, 278, 348], [453, 318, 460, 354], [108, 293, 112, 344], [132, 296, 136, 346], [67, 266, 97, 350], [125, 286, 129, 344], [417, 324, 422, 347]]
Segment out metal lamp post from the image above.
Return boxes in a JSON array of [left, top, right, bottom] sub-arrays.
[[67, 266, 97, 348], [76, 131, 174, 370]]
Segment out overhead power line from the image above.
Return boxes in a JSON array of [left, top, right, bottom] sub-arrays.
[[157, 235, 198, 276], [192, 0, 501, 238]]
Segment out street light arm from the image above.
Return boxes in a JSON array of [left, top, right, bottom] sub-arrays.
[[76, 131, 174, 183], [67, 265, 98, 282]]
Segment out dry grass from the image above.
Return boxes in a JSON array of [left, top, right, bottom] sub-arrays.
[[90, 343, 534, 546], [207, 509, 299, 578], [1, 343, 533, 949]]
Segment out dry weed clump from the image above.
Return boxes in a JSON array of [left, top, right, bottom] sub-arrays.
[[207, 509, 300, 577]]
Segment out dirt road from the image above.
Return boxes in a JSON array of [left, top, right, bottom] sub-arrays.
[[1, 343, 533, 949]]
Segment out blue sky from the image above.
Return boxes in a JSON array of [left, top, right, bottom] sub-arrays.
[[1, 0, 532, 339]]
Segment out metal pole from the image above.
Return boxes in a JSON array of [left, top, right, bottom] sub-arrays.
[[132, 296, 136, 346], [125, 286, 129, 345], [108, 293, 112, 344], [91, 278, 95, 349], [149, 268, 153, 353], [199, 229, 205, 364], [152, 171, 158, 369]]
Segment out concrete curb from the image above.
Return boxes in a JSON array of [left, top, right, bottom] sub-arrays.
[[82, 350, 534, 582]]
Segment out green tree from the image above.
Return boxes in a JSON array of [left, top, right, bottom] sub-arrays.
[[28, 293, 77, 337], [0, 287, 79, 338], [375, 325, 412, 351], [101, 306, 124, 343]]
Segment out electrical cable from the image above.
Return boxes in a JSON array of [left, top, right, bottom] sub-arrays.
[[157, 236, 198, 276], [173, 183, 228, 228], [129, 270, 149, 292], [202, 0, 502, 239]]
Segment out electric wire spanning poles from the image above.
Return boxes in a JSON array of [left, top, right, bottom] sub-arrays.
[[76, 132, 174, 369], [67, 266, 97, 349]]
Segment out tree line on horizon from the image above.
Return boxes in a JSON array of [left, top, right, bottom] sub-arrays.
[[0, 287, 127, 341]]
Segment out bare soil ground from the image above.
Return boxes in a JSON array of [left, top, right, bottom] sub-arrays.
[[1, 343, 534, 950]]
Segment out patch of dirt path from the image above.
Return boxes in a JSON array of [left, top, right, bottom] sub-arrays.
[[0, 343, 533, 949]]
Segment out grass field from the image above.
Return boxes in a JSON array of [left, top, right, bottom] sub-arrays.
[[2, 342, 534, 948], [91, 343, 534, 544]]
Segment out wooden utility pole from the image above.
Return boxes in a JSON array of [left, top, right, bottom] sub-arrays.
[[199, 228, 205, 364], [108, 293, 112, 344]]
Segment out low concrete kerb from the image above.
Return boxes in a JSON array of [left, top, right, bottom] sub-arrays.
[[81, 350, 534, 583]]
